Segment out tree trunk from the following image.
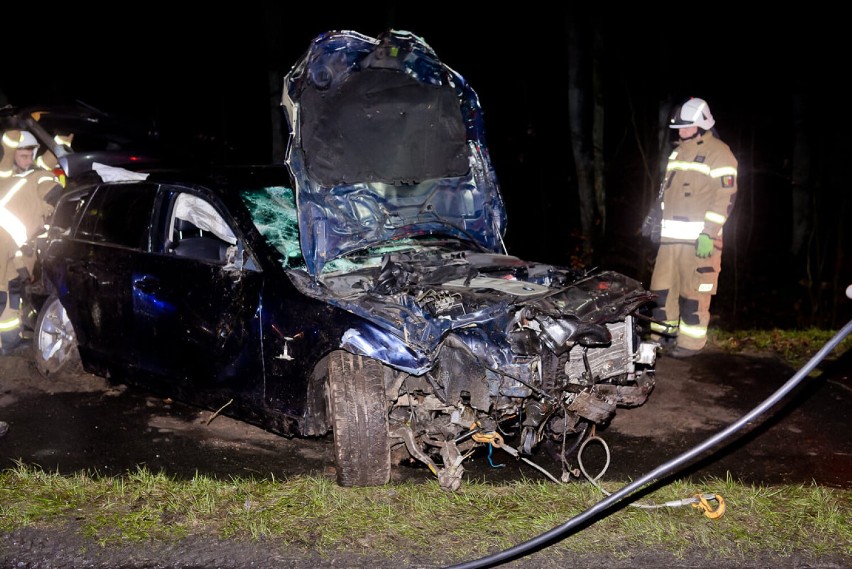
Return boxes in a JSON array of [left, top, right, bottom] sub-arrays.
[[790, 94, 812, 259], [592, 24, 606, 249], [567, 20, 595, 266]]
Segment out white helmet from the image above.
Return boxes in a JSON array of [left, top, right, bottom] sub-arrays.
[[2, 129, 39, 150], [669, 97, 715, 130], [18, 130, 39, 150], [2, 130, 40, 149], [18, 130, 39, 149]]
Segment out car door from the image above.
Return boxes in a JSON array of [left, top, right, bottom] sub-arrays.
[[130, 186, 266, 406], [60, 182, 159, 372]]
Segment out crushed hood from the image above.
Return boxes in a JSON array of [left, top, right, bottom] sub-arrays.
[[282, 29, 507, 276]]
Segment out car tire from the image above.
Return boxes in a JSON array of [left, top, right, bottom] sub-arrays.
[[32, 294, 83, 379], [327, 351, 391, 487]]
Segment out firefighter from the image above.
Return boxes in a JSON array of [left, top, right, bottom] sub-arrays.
[[0, 129, 37, 177], [648, 97, 738, 358], [0, 130, 60, 353]]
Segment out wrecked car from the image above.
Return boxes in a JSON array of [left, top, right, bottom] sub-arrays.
[[32, 29, 658, 491]]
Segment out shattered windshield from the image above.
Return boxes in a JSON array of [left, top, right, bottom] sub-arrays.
[[239, 185, 481, 274], [241, 186, 305, 268]]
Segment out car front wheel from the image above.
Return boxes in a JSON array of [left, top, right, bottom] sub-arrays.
[[33, 294, 82, 379], [327, 351, 391, 487]]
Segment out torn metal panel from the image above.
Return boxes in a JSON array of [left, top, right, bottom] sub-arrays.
[[282, 29, 507, 276]]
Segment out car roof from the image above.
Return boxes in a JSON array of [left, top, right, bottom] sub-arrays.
[[67, 163, 293, 194]]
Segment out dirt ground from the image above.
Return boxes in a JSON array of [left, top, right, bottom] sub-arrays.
[[0, 342, 850, 568]]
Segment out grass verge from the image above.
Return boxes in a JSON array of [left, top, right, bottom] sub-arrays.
[[1, 464, 849, 563], [707, 327, 851, 371]]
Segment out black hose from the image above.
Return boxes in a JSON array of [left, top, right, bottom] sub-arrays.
[[445, 319, 852, 569]]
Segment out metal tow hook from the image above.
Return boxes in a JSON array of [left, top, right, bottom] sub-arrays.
[[691, 493, 726, 519]]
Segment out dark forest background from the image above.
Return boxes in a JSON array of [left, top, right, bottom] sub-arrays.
[[3, 7, 849, 330]]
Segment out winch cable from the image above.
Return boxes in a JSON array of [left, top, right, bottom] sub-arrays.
[[574, 433, 725, 517], [445, 318, 852, 569]]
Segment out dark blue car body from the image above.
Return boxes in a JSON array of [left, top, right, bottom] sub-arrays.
[[32, 30, 658, 490]]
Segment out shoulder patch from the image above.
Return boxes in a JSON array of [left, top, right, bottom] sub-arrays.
[[721, 175, 735, 188]]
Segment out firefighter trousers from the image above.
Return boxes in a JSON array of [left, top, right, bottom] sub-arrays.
[[649, 242, 721, 351], [0, 239, 22, 352]]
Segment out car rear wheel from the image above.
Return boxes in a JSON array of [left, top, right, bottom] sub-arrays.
[[33, 294, 82, 379], [327, 351, 391, 487]]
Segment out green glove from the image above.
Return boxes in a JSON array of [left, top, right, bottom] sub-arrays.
[[695, 233, 714, 258]]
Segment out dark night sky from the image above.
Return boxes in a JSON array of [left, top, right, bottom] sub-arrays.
[[4, 8, 835, 160], [3, 7, 848, 326], [5, 8, 834, 152], [2, 7, 838, 196]]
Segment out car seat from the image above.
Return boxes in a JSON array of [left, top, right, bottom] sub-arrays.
[[171, 218, 229, 262]]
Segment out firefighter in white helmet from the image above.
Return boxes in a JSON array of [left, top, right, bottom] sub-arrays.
[[0, 129, 40, 177], [0, 130, 61, 353], [646, 97, 738, 357]]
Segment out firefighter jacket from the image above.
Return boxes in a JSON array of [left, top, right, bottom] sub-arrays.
[[659, 131, 738, 246], [0, 168, 58, 275], [0, 134, 17, 179]]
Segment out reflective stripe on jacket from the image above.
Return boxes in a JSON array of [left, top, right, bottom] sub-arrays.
[[659, 131, 738, 244], [0, 178, 30, 246], [0, 170, 57, 259]]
